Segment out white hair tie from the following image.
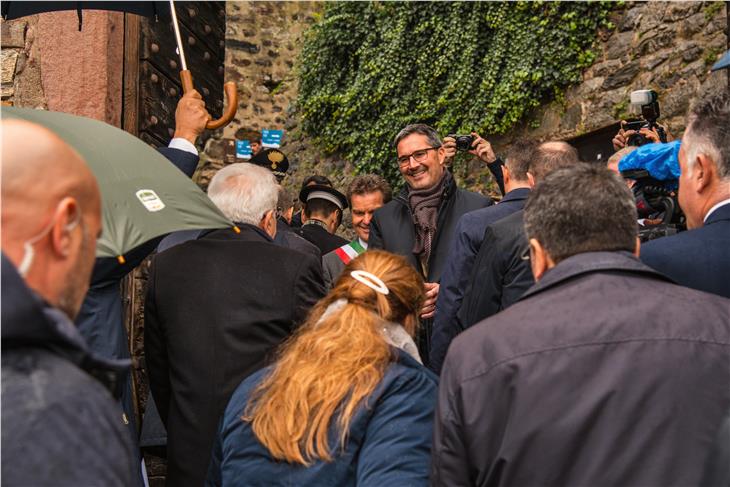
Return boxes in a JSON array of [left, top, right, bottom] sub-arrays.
[[350, 270, 389, 295]]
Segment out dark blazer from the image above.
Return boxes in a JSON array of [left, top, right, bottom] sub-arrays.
[[640, 202, 730, 298], [275, 218, 322, 261], [457, 209, 534, 330], [297, 222, 348, 255], [144, 224, 325, 487], [2, 255, 136, 486], [430, 187, 530, 374], [207, 349, 437, 487], [433, 251, 730, 487], [369, 177, 491, 366]]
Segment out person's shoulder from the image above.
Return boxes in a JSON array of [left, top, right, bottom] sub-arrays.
[[455, 187, 491, 206], [379, 352, 438, 400], [3, 348, 122, 423], [223, 366, 272, 422], [373, 198, 406, 218]]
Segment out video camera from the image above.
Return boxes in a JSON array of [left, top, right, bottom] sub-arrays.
[[619, 140, 685, 241], [624, 90, 668, 147]]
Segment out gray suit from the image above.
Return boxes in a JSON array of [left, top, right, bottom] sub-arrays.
[[322, 250, 346, 291]]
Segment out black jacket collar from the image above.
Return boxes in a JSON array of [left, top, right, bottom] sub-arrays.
[[1, 253, 128, 393], [519, 251, 673, 302], [206, 222, 273, 243], [500, 187, 531, 204]]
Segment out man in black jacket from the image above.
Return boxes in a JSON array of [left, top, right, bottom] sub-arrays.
[[369, 123, 491, 365], [145, 163, 325, 487], [296, 183, 349, 254], [433, 164, 730, 487], [458, 141, 580, 330], [1, 120, 136, 485]]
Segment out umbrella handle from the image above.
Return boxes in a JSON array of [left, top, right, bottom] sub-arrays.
[[180, 70, 238, 130]]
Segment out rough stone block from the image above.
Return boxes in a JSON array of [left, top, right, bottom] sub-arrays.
[[1, 20, 27, 48], [680, 42, 702, 62], [664, 1, 701, 22], [606, 31, 634, 59], [642, 51, 670, 71], [1, 49, 19, 84], [602, 60, 640, 90], [635, 30, 676, 57], [618, 7, 642, 32], [679, 12, 709, 37], [592, 59, 621, 78]]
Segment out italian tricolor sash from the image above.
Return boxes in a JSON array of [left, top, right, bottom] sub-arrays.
[[334, 239, 366, 264]]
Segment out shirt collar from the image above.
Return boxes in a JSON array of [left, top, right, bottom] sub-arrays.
[[358, 237, 368, 250], [704, 198, 730, 223]]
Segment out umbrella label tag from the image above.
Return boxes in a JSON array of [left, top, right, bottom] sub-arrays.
[[136, 189, 166, 212]]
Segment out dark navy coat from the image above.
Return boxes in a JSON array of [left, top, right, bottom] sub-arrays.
[[430, 187, 530, 374], [641, 202, 730, 298], [207, 349, 438, 487], [1, 254, 136, 486]]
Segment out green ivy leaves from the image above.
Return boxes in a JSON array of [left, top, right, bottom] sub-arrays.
[[296, 1, 614, 186]]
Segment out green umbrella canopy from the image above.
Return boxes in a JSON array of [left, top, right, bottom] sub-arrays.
[[2, 107, 233, 260]]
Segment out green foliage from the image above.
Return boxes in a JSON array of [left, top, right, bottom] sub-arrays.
[[296, 1, 615, 185], [704, 1, 724, 21]]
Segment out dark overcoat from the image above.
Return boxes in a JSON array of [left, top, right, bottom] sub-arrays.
[[144, 224, 325, 487], [369, 177, 491, 364], [457, 209, 534, 330], [433, 251, 730, 487]]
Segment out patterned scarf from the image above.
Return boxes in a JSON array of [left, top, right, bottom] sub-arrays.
[[408, 170, 451, 270]]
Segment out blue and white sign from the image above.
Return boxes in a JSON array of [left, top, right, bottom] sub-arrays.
[[236, 140, 252, 160], [262, 129, 284, 149]]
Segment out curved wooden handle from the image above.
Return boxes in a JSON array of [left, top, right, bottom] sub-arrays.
[[179, 70, 238, 131], [206, 81, 237, 130]]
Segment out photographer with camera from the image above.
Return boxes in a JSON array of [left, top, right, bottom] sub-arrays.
[[612, 90, 672, 151], [443, 132, 505, 195], [640, 91, 730, 299]]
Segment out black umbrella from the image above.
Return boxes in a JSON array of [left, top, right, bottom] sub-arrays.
[[1, 2, 170, 30]]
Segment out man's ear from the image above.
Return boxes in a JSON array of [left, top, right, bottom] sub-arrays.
[[529, 238, 555, 281], [437, 146, 447, 166], [260, 210, 277, 239], [694, 153, 713, 193], [526, 171, 536, 188], [502, 164, 512, 186], [51, 197, 81, 258]]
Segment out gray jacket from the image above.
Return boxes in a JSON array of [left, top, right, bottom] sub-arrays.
[[433, 251, 730, 487]]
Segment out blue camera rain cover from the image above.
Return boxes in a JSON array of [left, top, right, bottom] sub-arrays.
[[619, 140, 681, 182]]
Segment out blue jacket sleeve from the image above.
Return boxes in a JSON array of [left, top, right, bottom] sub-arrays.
[[356, 369, 438, 486], [157, 146, 200, 178], [430, 214, 477, 374]]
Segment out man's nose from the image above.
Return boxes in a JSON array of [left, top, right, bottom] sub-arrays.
[[362, 214, 372, 226]]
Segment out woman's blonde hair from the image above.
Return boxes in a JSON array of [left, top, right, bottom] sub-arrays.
[[243, 250, 425, 465]]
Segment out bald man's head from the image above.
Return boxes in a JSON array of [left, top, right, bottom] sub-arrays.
[[2, 119, 102, 319], [528, 141, 581, 184]]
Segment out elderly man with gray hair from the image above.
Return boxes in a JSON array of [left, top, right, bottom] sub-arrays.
[[144, 163, 324, 487]]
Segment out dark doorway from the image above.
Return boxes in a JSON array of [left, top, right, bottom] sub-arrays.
[[566, 122, 621, 164]]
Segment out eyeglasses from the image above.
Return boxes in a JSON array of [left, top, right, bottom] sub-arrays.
[[396, 146, 440, 166]]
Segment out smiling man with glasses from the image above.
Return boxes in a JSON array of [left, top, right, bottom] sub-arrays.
[[369, 123, 491, 366]]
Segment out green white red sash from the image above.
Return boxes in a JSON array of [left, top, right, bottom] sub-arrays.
[[334, 238, 366, 264]]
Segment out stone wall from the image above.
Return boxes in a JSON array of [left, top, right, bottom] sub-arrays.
[[1, 11, 124, 125], [201, 1, 728, 207], [522, 0, 728, 143]]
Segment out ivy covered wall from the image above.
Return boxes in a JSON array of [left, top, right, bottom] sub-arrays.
[[296, 2, 614, 184]]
